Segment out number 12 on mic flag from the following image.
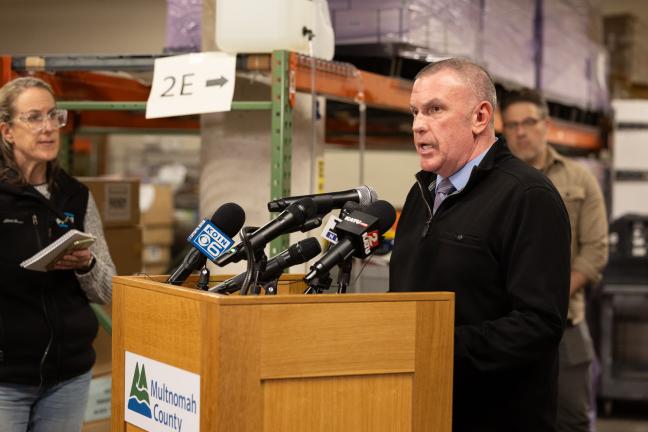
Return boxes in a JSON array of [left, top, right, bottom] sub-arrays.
[[188, 219, 235, 261]]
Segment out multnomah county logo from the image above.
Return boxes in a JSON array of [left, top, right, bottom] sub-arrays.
[[128, 362, 152, 418], [125, 351, 200, 432]]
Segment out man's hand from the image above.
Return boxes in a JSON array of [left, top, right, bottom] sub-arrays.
[[569, 271, 588, 297]]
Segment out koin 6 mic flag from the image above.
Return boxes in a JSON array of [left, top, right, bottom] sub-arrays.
[[166, 202, 245, 285], [188, 219, 235, 261]]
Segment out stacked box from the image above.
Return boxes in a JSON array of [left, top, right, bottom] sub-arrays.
[[605, 14, 648, 87], [611, 99, 648, 219], [78, 177, 143, 276], [140, 183, 175, 275], [82, 304, 112, 431]]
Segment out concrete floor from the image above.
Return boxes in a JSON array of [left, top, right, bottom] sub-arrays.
[[598, 418, 648, 432], [597, 401, 648, 432]]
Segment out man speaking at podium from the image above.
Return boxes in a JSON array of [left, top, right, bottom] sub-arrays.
[[390, 58, 571, 432]]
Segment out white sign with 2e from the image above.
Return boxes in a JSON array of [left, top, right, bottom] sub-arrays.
[[146, 52, 236, 119]]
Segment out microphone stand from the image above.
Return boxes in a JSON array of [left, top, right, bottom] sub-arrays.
[[249, 253, 268, 295], [261, 278, 279, 295], [336, 257, 353, 294], [304, 272, 333, 294], [197, 266, 210, 291]]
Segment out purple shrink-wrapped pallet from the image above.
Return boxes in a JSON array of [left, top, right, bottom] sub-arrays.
[[542, 0, 595, 108], [329, 0, 429, 46], [329, 0, 608, 109], [165, 0, 202, 53], [482, 0, 536, 90], [329, 0, 481, 59], [329, 0, 535, 90]]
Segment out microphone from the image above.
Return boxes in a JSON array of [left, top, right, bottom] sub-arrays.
[[267, 185, 378, 214], [304, 200, 396, 284], [210, 237, 322, 294], [166, 203, 245, 285], [213, 198, 317, 267]]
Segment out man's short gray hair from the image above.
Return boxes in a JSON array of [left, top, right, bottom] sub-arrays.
[[415, 58, 497, 110]]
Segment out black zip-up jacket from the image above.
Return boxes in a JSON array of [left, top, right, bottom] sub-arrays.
[[0, 170, 98, 385], [390, 140, 571, 432]]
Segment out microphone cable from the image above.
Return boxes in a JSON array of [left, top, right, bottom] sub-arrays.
[[239, 226, 264, 295], [349, 255, 374, 289]]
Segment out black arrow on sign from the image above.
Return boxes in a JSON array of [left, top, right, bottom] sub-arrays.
[[206, 76, 228, 87]]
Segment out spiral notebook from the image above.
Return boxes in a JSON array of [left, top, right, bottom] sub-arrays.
[[20, 229, 96, 272]]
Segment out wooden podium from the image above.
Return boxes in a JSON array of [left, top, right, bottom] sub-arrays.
[[111, 275, 454, 432]]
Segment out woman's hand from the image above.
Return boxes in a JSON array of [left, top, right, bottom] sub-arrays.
[[52, 248, 94, 271]]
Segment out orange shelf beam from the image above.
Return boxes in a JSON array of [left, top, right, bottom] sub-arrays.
[[546, 118, 601, 150], [293, 54, 412, 112], [6, 54, 602, 150]]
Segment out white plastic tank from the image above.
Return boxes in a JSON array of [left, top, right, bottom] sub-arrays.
[[215, 0, 335, 60]]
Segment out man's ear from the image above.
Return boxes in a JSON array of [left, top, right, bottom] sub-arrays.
[[472, 101, 493, 135]]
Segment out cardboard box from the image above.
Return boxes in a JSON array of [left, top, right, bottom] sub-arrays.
[[143, 263, 171, 276], [92, 302, 111, 375], [92, 325, 112, 376], [140, 183, 174, 226], [84, 303, 112, 432], [605, 14, 648, 86], [83, 373, 111, 431], [142, 225, 174, 245], [82, 419, 110, 432], [104, 226, 143, 275], [143, 244, 171, 265], [79, 177, 140, 228]]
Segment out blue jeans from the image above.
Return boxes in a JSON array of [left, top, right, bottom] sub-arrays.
[[0, 370, 92, 432]]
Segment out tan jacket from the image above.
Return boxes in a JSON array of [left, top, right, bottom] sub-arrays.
[[541, 146, 608, 323]]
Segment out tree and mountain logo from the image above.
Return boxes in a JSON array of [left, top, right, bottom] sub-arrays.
[[127, 362, 152, 418]]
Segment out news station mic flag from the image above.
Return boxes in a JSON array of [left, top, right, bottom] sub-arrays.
[[166, 203, 245, 285], [305, 200, 396, 283], [320, 201, 363, 244]]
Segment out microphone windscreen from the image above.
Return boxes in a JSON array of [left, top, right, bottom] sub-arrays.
[[341, 201, 362, 213], [357, 185, 378, 206], [363, 200, 397, 234], [211, 203, 246, 237], [287, 197, 317, 224], [290, 237, 322, 261]]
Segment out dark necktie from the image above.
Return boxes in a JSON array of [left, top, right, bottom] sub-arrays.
[[433, 178, 455, 214]]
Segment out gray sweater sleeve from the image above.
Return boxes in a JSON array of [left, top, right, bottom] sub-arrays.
[[75, 192, 116, 304]]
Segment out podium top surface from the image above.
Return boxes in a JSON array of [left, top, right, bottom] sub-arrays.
[[113, 275, 454, 305]]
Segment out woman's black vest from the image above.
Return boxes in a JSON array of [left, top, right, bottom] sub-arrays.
[[0, 170, 98, 385]]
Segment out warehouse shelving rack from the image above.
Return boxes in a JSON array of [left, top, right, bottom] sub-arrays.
[[1, 50, 605, 255]]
